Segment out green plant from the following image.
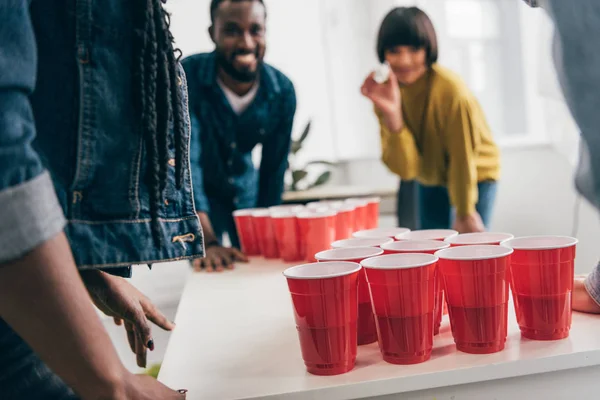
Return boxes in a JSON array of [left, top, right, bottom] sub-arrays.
[[287, 121, 336, 191]]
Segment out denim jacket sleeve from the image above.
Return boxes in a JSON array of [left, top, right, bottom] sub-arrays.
[[189, 112, 210, 213], [257, 83, 296, 208], [0, 1, 66, 264]]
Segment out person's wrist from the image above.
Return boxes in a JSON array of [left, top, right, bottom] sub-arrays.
[[81, 366, 128, 400], [383, 110, 403, 132], [205, 239, 220, 249]]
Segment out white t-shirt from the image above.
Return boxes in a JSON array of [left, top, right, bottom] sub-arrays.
[[217, 79, 259, 115]]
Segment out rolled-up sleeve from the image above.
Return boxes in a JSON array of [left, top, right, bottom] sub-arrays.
[[0, 1, 66, 264]]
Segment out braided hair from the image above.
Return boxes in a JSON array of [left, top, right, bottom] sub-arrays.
[[134, 0, 187, 247]]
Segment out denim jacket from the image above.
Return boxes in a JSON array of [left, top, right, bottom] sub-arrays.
[[0, 0, 203, 270]]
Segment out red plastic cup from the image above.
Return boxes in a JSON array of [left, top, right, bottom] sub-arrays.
[[436, 245, 513, 354], [364, 197, 381, 229], [297, 210, 337, 262], [232, 209, 261, 256], [396, 229, 458, 242], [272, 211, 303, 262], [446, 232, 514, 247], [345, 199, 368, 232], [315, 247, 384, 345], [251, 209, 279, 259], [361, 253, 438, 364], [331, 237, 393, 250], [503, 236, 578, 341], [353, 227, 410, 240], [332, 204, 356, 241], [283, 262, 361, 375], [381, 240, 450, 335]]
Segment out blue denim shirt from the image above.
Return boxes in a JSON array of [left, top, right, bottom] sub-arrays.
[[182, 52, 296, 214], [526, 0, 600, 304], [0, 1, 203, 270]]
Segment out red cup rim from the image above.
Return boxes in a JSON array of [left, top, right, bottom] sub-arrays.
[[363, 196, 381, 204], [283, 261, 361, 280], [344, 198, 368, 206], [435, 245, 513, 261], [381, 239, 450, 253], [268, 205, 304, 214], [232, 208, 264, 217], [297, 210, 337, 219], [271, 211, 297, 219], [501, 235, 578, 250], [251, 209, 271, 217], [396, 229, 458, 241], [445, 232, 514, 245], [331, 237, 394, 248], [315, 246, 384, 261], [361, 253, 438, 270], [306, 202, 326, 210], [353, 227, 410, 239]]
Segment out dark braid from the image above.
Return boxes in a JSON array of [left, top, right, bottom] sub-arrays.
[[134, 0, 189, 247]]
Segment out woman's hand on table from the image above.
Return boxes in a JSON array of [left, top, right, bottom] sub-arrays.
[[80, 270, 175, 368], [573, 275, 600, 313], [192, 245, 248, 272], [360, 70, 404, 132], [452, 212, 485, 234]]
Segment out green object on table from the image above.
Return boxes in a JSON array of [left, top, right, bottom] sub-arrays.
[[145, 363, 162, 379]]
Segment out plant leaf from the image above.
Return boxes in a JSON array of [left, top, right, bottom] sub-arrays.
[[298, 121, 311, 145], [306, 171, 331, 190], [290, 140, 302, 155], [305, 160, 336, 167], [292, 170, 308, 184]]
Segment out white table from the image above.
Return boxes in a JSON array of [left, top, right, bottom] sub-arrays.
[[159, 259, 600, 400], [282, 185, 396, 203]]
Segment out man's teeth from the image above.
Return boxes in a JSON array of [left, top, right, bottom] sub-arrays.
[[236, 54, 256, 63]]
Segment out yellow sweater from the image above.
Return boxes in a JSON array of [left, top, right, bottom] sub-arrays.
[[378, 64, 500, 217]]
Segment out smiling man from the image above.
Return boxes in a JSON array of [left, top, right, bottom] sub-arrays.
[[182, 0, 296, 271]]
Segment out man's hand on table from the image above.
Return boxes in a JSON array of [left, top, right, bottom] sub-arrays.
[[573, 274, 600, 313], [80, 270, 175, 368], [192, 244, 248, 272]]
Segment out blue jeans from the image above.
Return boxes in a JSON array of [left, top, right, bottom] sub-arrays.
[[0, 319, 77, 399], [418, 181, 498, 229]]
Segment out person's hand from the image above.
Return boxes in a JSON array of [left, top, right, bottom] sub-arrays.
[[452, 212, 485, 234], [573, 275, 600, 313], [119, 373, 187, 400], [81, 270, 175, 368], [361, 69, 402, 121], [192, 245, 248, 272]]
